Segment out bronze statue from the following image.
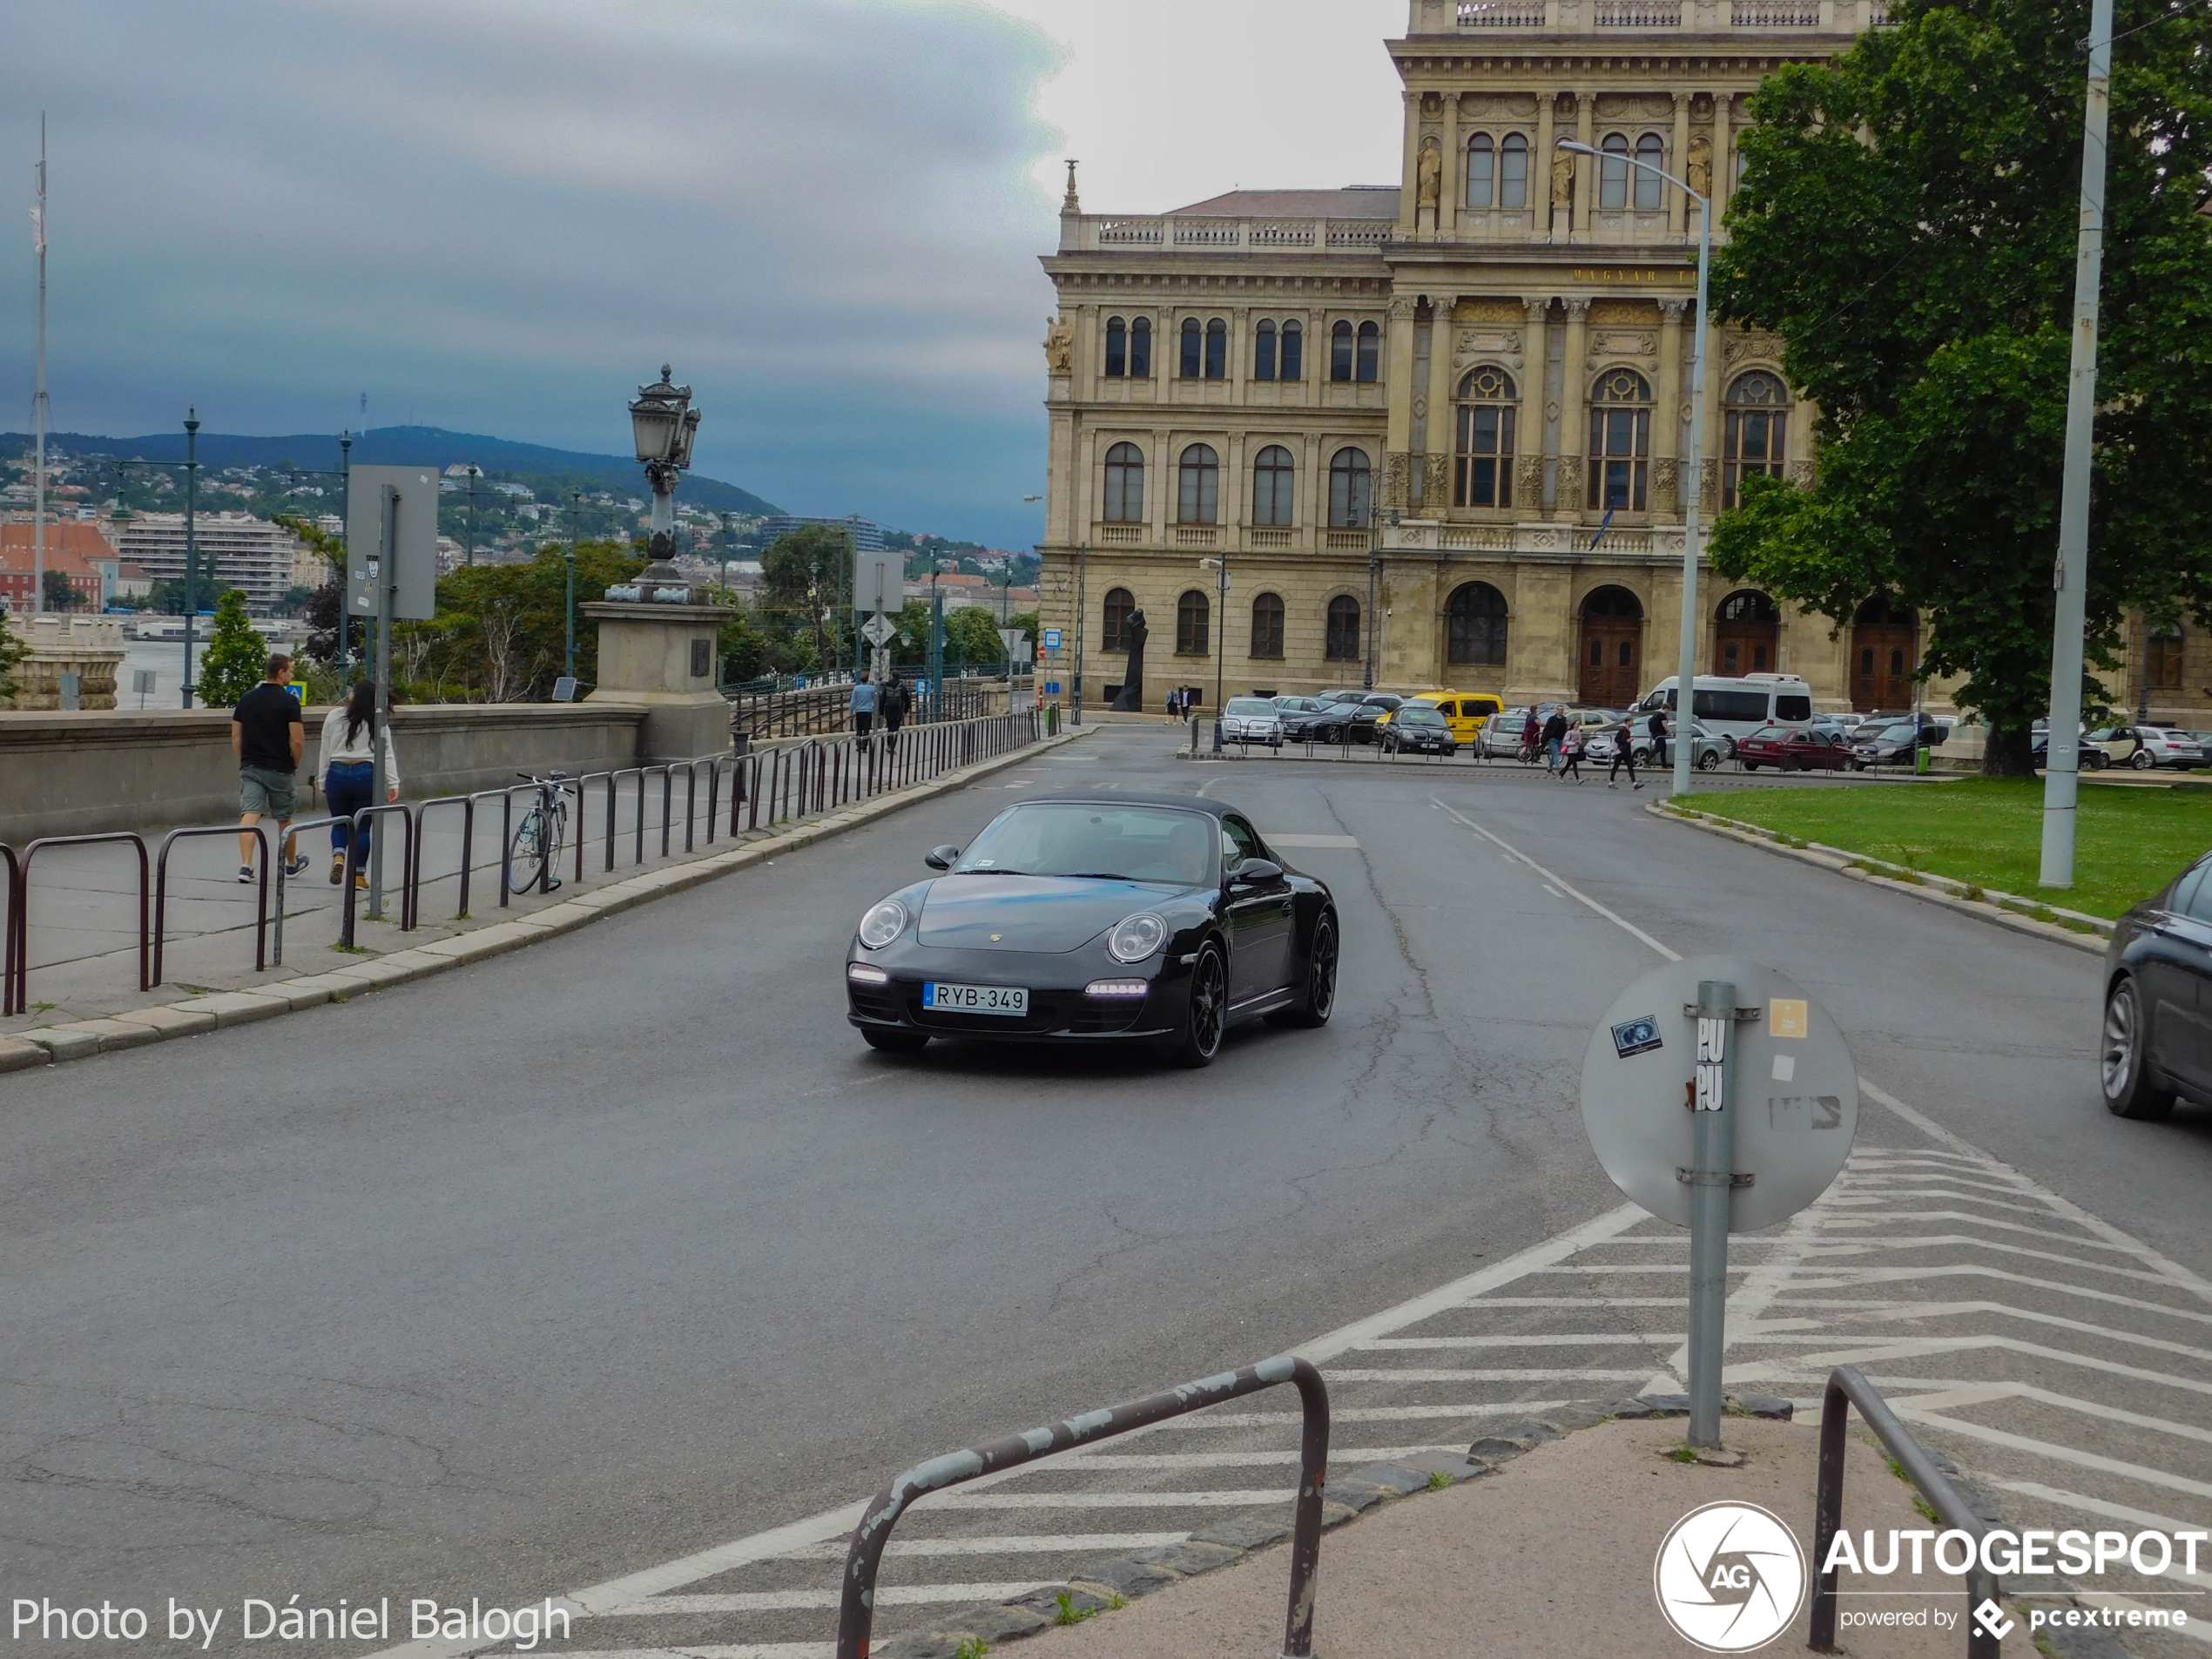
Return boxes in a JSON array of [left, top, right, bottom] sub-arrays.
[[1109, 608, 1148, 711]]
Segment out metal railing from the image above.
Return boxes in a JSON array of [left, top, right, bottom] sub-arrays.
[[1812, 1365, 2000, 1657], [2, 710, 1047, 1019], [836, 1354, 1329, 1659]]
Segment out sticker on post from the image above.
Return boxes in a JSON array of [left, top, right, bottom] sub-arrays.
[[1770, 998, 1809, 1039], [1611, 1015, 1663, 1059]]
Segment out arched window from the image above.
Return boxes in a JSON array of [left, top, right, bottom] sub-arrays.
[[1854, 596, 1916, 627], [1587, 368, 1652, 510], [1180, 318, 1202, 379], [1103, 442, 1145, 523], [1600, 132, 1631, 210], [1447, 582, 1509, 666], [1723, 371, 1790, 509], [1325, 595, 1362, 662], [1204, 317, 1227, 380], [1255, 320, 1278, 381], [1130, 316, 1152, 378], [1356, 320, 1380, 382], [1251, 444, 1296, 527], [1177, 589, 1211, 656], [1500, 132, 1529, 208], [1635, 133, 1665, 208], [1251, 593, 1285, 660], [1104, 317, 1127, 378], [1715, 589, 1779, 674], [1280, 320, 1303, 381], [1454, 366, 1517, 509], [1177, 443, 1219, 524], [2149, 624, 2184, 691], [1331, 320, 1355, 382], [1103, 587, 1136, 652], [1328, 448, 1372, 528], [1467, 134, 1494, 208], [1717, 590, 1778, 624]]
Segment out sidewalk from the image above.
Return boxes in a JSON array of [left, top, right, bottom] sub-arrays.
[[901, 1412, 2006, 1658], [1, 726, 1083, 1069]]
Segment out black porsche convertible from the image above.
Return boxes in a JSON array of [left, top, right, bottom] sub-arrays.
[[845, 792, 1339, 1066]]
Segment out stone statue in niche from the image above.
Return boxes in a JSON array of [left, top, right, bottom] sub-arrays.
[[1552, 148, 1575, 208], [1043, 316, 1075, 374], [1109, 610, 1148, 712], [1687, 133, 1714, 200], [1418, 138, 1442, 206]]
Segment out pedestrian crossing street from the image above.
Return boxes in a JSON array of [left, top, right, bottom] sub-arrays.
[[465, 1079, 2212, 1659]]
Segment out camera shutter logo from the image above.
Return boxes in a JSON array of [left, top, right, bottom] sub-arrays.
[[1654, 1501, 1807, 1652]]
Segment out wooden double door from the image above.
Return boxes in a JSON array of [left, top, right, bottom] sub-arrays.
[[1580, 620, 1642, 708], [1851, 625, 1918, 711]]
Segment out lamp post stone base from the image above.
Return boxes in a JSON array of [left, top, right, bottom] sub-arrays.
[[581, 599, 732, 764]]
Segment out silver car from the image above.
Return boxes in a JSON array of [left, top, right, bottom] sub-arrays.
[[1589, 719, 1733, 772], [1221, 696, 1285, 748], [1480, 706, 1537, 759]]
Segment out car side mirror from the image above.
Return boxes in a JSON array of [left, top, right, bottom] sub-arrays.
[[1230, 859, 1283, 887], [925, 844, 961, 871]]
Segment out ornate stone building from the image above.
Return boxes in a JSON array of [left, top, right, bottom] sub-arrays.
[[1036, 0, 1945, 716]]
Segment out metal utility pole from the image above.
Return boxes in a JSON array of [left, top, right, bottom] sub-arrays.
[[465, 464, 480, 567], [1074, 540, 1087, 725], [565, 490, 581, 682], [182, 410, 201, 706], [2040, 0, 2116, 890], [1686, 977, 1739, 1449], [368, 485, 397, 919], [30, 114, 48, 616]]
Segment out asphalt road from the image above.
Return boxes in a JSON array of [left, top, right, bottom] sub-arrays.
[[2, 726, 2200, 1651]]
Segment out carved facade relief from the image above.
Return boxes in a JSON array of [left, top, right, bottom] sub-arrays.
[[1789, 459, 1817, 487], [1686, 132, 1714, 199], [1555, 455, 1586, 504], [1723, 331, 1787, 363], [1700, 459, 1720, 502], [1594, 93, 1678, 121], [1418, 137, 1443, 206], [1384, 452, 1413, 514], [1455, 297, 1528, 323], [1592, 332, 1659, 358], [1044, 316, 1074, 374], [1589, 299, 1661, 326], [1515, 455, 1548, 501], [1455, 328, 1523, 359], [1652, 456, 1680, 516]]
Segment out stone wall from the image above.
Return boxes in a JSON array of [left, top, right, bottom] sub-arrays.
[[0, 703, 667, 845]]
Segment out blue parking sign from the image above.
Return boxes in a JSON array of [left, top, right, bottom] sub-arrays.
[[1046, 682, 1061, 694], [1042, 628, 1062, 651]]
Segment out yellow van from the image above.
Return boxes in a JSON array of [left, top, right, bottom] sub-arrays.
[[1400, 691, 1505, 746]]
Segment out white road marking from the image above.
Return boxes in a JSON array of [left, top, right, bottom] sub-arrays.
[[780, 1533, 1187, 1561], [536, 1649, 831, 1659], [1322, 1368, 1662, 1383], [608, 1585, 1055, 1615], [1428, 798, 1679, 960], [1001, 1445, 1456, 1470], [927, 1490, 1298, 1510], [1264, 833, 1359, 848]]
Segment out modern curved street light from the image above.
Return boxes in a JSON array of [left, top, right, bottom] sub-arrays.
[[1558, 137, 1711, 799]]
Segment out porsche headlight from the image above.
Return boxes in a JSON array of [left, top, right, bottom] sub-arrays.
[[858, 899, 909, 950], [1107, 912, 1168, 964]]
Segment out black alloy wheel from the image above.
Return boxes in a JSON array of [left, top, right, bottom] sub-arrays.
[[1289, 913, 1338, 1028], [861, 1027, 930, 1054], [2101, 976, 2175, 1119], [1171, 943, 1227, 1068]]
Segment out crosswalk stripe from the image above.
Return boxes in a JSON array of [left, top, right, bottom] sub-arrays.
[[606, 1586, 1055, 1615], [927, 1489, 1298, 1510], [779, 1533, 1188, 1561]]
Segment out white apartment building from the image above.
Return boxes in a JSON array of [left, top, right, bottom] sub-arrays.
[[118, 511, 304, 609]]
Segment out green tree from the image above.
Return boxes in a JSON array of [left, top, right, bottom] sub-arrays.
[[760, 524, 853, 671], [198, 590, 268, 708], [395, 541, 644, 702], [1709, 0, 2212, 772], [0, 616, 27, 703], [42, 569, 78, 611]]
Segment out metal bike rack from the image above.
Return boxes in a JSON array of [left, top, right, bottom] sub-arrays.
[[0, 843, 19, 1015], [415, 795, 477, 921], [153, 824, 268, 985], [11, 833, 152, 1014], [1812, 1365, 2000, 1657], [340, 805, 418, 947], [836, 1354, 1330, 1659]]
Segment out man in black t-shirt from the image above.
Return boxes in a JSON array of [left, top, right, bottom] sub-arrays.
[[233, 654, 310, 885]]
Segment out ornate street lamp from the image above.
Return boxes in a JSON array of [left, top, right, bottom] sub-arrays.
[[627, 364, 701, 597]]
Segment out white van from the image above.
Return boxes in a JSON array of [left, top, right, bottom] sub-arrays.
[[1638, 673, 1817, 741]]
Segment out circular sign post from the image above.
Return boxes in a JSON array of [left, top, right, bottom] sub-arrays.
[[1581, 954, 1858, 1447]]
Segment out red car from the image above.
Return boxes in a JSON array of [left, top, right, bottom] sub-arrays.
[[1737, 725, 1855, 772]]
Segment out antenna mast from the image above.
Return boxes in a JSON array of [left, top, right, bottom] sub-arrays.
[[30, 115, 48, 616]]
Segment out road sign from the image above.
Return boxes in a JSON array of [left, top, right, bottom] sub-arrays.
[[862, 613, 899, 647], [346, 465, 439, 622], [1043, 628, 1062, 651], [1581, 954, 1857, 1233], [853, 548, 899, 617], [1046, 681, 1061, 695], [997, 627, 1024, 661]]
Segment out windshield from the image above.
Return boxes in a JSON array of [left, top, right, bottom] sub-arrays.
[[1226, 698, 1276, 716], [952, 803, 1215, 887], [1399, 708, 1443, 725]]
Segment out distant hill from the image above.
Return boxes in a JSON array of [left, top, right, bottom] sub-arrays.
[[2, 425, 782, 517]]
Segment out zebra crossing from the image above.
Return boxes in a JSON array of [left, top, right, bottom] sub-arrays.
[[410, 1076, 2212, 1659]]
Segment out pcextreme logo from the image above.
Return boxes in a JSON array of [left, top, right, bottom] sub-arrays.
[[1655, 1501, 1810, 1652]]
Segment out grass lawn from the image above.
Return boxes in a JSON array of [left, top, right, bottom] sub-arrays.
[[1687, 778, 2212, 919]]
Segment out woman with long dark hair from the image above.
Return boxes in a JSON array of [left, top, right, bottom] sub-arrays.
[[317, 679, 400, 888]]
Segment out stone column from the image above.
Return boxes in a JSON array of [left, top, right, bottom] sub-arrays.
[[1573, 92, 1595, 236], [1655, 297, 1688, 519], [1384, 294, 1421, 515], [1399, 93, 1423, 239], [1517, 296, 1553, 514], [1669, 93, 1693, 236], [1440, 95, 1462, 239], [583, 598, 736, 762], [1230, 305, 1249, 401], [1555, 297, 1592, 520], [1150, 428, 1173, 547], [1716, 95, 1739, 221], [1534, 96, 1557, 240]]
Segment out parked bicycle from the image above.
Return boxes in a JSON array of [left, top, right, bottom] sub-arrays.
[[508, 772, 570, 896]]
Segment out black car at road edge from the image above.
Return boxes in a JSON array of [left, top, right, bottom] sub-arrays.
[[846, 792, 1339, 1068], [2103, 851, 2212, 1118]]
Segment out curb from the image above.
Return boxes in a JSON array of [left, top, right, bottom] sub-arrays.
[[0, 728, 1091, 1076], [869, 1391, 1793, 1658], [1649, 799, 2113, 956]]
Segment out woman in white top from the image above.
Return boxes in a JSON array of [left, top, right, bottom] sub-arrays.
[[319, 679, 400, 888]]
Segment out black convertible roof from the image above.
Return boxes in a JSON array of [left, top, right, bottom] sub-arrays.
[[1008, 791, 1233, 817]]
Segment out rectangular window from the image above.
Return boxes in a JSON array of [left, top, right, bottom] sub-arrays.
[[1104, 321, 1125, 378], [1500, 141, 1527, 208], [1455, 405, 1516, 509], [1280, 326, 1302, 381], [1204, 325, 1226, 381], [1255, 325, 1276, 381], [1180, 322, 1201, 380]]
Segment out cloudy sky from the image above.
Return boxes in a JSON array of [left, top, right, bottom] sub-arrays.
[[4, 1, 1405, 548]]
